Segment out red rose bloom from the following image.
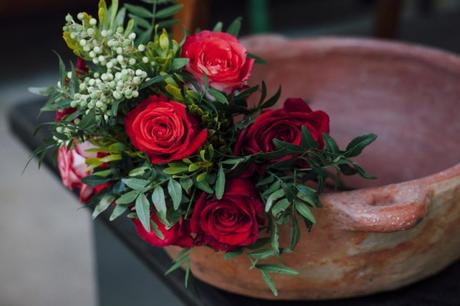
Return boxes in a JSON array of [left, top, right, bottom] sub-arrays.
[[55, 107, 76, 121], [133, 214, 192, 248], [234, 98, 330, 157], [181, 30, 255, 94], [57, 141, 108, 203], [125, 96, 208, 164], [191, 179, 264, 251]]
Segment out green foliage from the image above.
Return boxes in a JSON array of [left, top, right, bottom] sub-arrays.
[[31, 0, 378, 297]]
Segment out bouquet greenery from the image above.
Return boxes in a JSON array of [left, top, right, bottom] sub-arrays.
[[32, 0, 376, 295]]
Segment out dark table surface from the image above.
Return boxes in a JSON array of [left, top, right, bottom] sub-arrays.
[[8, 99, 460, 306]]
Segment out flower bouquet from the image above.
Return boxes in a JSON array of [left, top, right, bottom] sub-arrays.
[[32, 0, 376, 296]]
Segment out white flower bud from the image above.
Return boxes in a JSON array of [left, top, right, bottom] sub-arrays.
[[128, 58, 136, 65], [132, 90, 139, 98], [101, 30, 108, 37], [93, 46, 101, 53], [89, 18, 97, 26], [142, 57, 149, 63], [77, 13, 84, 20], [138, 44, 146, 52], [116, 47, 123, 55], [89, 51, 96, 58], [117, 55, 124, 63], [79, 39, 87, 46], [65, 15, 73, 23], [128, 33, 136, 40], [83, 45, 91, 52], [135, 69, 144, 76], [113, 91, 122, 99]]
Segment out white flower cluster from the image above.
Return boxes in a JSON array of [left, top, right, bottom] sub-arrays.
[[63, 13, 151, 118]]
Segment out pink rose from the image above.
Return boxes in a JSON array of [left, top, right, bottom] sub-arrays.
[[181, 30, 255, 94], [57, 141, 106, 203]]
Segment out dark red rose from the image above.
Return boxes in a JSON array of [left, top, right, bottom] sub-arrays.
[[75, 57, 88, 76], [191, 179, 264, 251], [181, 30, 255, 94], [133, 214, 192, 247], [55, 107, 76, 121], [234, 98, 330, 158], [125, 96, 208, 164]]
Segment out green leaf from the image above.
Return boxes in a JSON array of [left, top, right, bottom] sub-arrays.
[[81, 175, 112, 187], [345, 133, 377, 157], [272, 139, 303, 153], [28, 86, 52, 96], [208, 87, 229, 104], [255, 263, 299, 276], [353, 163, 376, 179], [213, 21, 223, 32], [226, 17, 242, 36], [171, 58, 189, 70], [323, 133, 339, 154], [195, 180, 213, 194], [265, 189, 285, 212], [125, 4, 153, 18], [122, 178, 149, 190], [151, 186, 167, 215], [93, 169, 113, 177], [53, 51, 66, 87], [141, 75, 164, 89], [92, 194, 114, 219], [179, 178, 194, 194], [261, 86, 281, 109], [224, 249, 243, 260], [163, 166, 188, 175], [271, 198, 290, 217], [295, 201, 316, 224], [271, 222, 279, 253], [301, 125, 318, 149], [109, 0, 119, 26], [128, 165, 149, 177], [247, 52, 267, 64], [151, 217, 165, 240], [109, 204, 128, 221], [115, 190, 139, 205], [248, 248, 277, 260], [215, 164, 225, 200], [135, 193, 151, 232], [130, 14, 151, 28], [155, 4, 183, 18], [168, 179, 182, 210], [260, 270, 278, 296], [165, 248, 191, 275], [289, 215, 300, 251]]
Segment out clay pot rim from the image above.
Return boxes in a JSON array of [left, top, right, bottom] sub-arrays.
[[244, 35, 460, 191], [244, 36, 460, 232]]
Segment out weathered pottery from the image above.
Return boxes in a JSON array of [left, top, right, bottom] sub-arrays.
[[166, 37, 460, 300]]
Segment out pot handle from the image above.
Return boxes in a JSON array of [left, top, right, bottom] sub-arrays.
[[322, 183, 432, 233]]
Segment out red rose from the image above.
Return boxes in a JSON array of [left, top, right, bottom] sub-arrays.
[[234, 98, 330, 157], [191, 179, 264, 251], [55, 107, 76, 121], [57, 141, 108, 203], [181, 30, 255, 94], [125, 96, 208, 164], [133, 214, 192, 248]]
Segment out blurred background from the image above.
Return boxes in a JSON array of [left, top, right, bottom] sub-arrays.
[[2, 0, 460, 305]]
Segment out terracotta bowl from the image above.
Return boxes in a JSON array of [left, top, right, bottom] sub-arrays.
[[166, 37, 460, 300]]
